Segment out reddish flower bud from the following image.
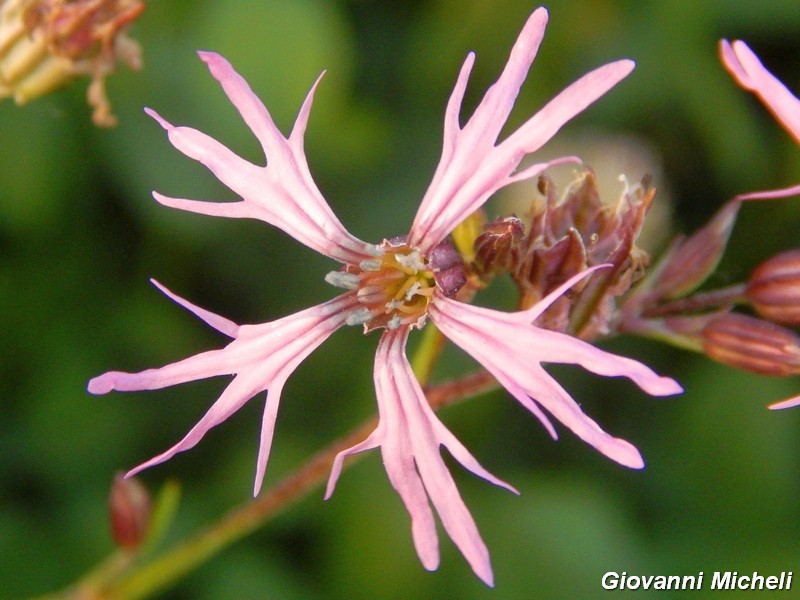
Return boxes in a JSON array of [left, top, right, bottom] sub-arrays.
[[654, 199, 740, 299], [702, 313, 800, 376], [473, 215, 525, 276], [109, 473, 151, 550], [429, 238, 466, 298], [747, 249, 800, 326]]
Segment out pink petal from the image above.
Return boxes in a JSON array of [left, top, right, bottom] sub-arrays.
[[430, 293, 682, 469], [736, 183, 800, 202], [768, 395, 800, 410], [720, 40, 800, 144], [408, 6, 634, 252], [146, 52, 371, 264], [89, 295, 353, 493], [327, 329, 512, 586], [150, 279, 239, 338]]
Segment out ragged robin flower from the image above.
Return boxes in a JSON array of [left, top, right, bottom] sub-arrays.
[[720, 39, 800, 201], [720, 39, 800, 409], [88, 7, 681, 585]]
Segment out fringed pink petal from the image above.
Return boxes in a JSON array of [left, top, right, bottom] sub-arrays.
[[408, 7, 634, 253], [90, 295, 353, 487], [504, 60, 634, 154], [430, 291, 682, 468], [769, 395, 800, 410], [253, 377, 286, 496], [736, 183, 800, 202], [150, 279, 239, 338], [145, 53, 370, 264], [324, 428, 382, 500], [378, 329, 497, 585], [720, 40, 800, 144], [327, 329, 507, 586], [125, 367, 275, 478]]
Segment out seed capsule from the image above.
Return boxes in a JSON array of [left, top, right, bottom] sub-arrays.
[[747, 249, 800, 326], [702, 313, 800, 377]]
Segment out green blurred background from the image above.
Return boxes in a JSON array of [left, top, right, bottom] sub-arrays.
[[2, 0, 800, 598]]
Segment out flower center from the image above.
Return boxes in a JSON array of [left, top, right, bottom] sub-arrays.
[[326, 240, 438, 332]]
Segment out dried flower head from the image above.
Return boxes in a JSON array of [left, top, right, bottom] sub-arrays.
[[0, 0, 144, 126], [469, 168, 656, 338]]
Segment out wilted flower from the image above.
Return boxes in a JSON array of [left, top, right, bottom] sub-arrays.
[[0, 0, 144, 126], [89, 8, 681, 584], [720, 39, 800, 201]]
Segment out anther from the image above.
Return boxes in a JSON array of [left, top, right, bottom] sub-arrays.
[[345, 307, 374, 326], [364, 244, 385, 257], [404, 281, 423, 301], [387, 315, 403, 330], [359, 259, 383, 272], [395, 252, 426, 271], [325, 271, 361, 290]]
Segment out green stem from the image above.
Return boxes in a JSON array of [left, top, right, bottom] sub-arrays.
[[112, 417, 378, 600], [110, 370, 496, 600], [39, 355, 498, 600]]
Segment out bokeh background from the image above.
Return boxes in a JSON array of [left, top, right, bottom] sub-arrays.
[[2, 0, 800, 598]]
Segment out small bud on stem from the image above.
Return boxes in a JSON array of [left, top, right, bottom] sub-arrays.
[[109, 473, 151, 550], [702, 313, 800, 377], [747, 249, 800, 326]]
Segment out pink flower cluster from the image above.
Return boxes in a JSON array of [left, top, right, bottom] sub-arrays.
[[88, 7, 686, 585]]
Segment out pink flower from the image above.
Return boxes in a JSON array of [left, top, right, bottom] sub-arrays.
[[89, 7, 681, 585], [720, 40, 800, 410], [720, 39, 800, 201]]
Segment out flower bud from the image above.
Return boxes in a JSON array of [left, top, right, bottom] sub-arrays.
[[109, 473, 151, 550], [473, 215, 525, 277], [654, 199, 740, 299], [747, 249, 800, 326], [702, 313, 800, 376], [429, 238, 466, 298]]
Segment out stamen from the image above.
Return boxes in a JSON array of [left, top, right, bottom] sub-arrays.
[[393, 277, 419, 302], [345, 307, 374, 326], [359, 259, 383, 272], [325, 271, 360, 290], [404, 281, 422, 301], [387, 315, 403, 330], [364, 244, 385, 257], [357, 285, 387, 303], [395, 251, 426, 271], [385, 299, 401, 312]]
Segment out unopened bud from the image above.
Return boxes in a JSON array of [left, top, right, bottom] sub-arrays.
[[473, 216, 525, 276], [747, 249, 800, 326], [654, 199, 740, 299], [429, 238, 466, 298], [702, 313, 800, 376], [109, 473, 151, 550]]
